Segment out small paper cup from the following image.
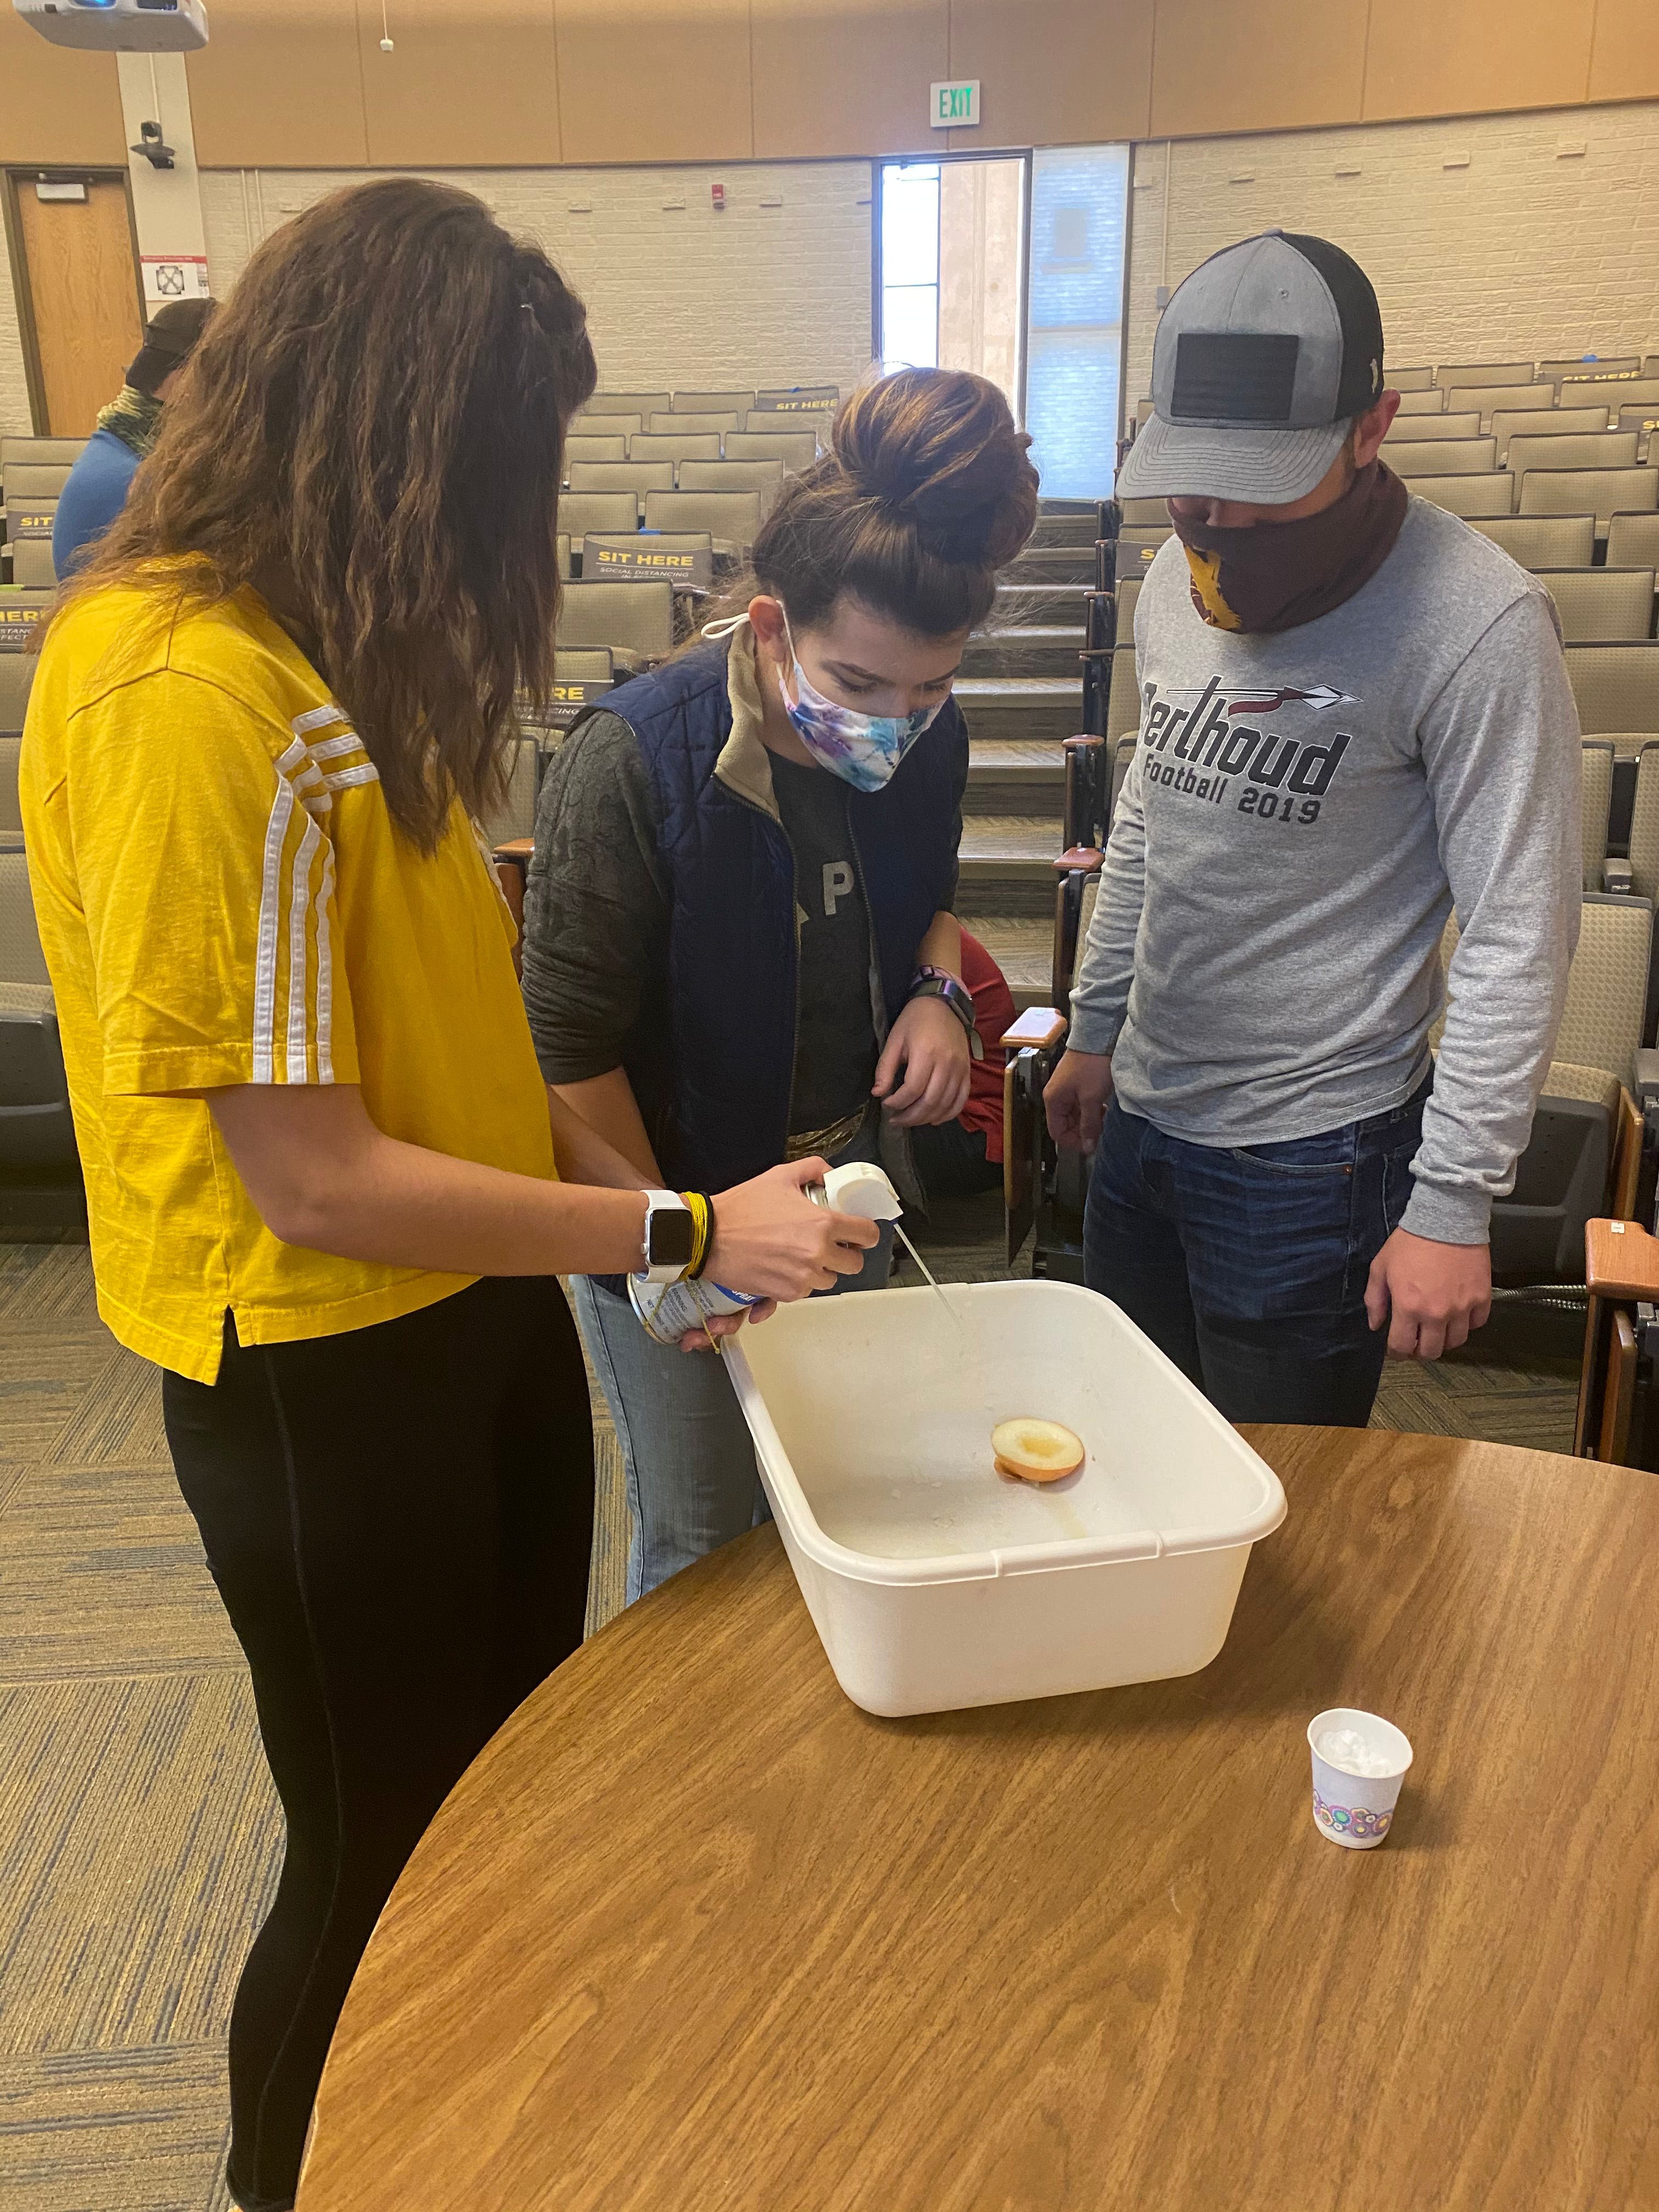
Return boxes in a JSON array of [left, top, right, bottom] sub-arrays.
[[1307, 1708, 1413, 1849]]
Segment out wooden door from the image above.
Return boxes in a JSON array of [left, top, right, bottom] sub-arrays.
[[13, 176, 143, 436]]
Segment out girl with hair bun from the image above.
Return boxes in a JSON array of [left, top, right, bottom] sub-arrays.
[[522, 366, 1039, 1601]]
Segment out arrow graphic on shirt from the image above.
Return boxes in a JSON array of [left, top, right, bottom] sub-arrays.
[[1155, 683, 1350, 715], [1223, 684, 1350, 716]]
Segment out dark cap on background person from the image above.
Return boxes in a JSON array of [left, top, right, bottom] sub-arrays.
[[1118, 231, 1385, 506], [126, 297, 217, 397]]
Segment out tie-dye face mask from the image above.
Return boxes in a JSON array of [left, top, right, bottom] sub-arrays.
[[700, 608, 947, 792], [775, 612, 945, 793]]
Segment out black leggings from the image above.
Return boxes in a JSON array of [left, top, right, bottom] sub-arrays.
[[161, 1276, 593, 2212]]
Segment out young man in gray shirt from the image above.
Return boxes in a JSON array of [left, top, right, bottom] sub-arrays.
[[1045, 230, 1582, 1425]]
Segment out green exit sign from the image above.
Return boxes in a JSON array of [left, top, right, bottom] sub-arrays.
[[930, 79, 980, 128]]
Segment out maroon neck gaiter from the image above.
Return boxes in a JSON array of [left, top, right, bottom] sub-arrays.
[[1168, 458, 1409, 635]]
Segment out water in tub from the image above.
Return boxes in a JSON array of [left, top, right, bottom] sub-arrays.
[[746, 1275, 1212, 1564]]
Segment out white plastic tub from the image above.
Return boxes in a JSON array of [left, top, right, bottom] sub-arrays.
[[725, 1278, 1286, 1717]]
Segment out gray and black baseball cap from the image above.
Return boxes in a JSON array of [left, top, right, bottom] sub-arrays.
[[1118, 230, 1385, 505]]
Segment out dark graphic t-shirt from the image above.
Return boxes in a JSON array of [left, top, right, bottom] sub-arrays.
[[770, 752, 877, 1133]]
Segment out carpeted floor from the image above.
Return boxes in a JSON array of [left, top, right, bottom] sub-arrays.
[[0, 1213, 1581, 2209]]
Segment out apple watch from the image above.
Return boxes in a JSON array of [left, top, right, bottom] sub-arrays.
[[640, 1189, 696, 1284]]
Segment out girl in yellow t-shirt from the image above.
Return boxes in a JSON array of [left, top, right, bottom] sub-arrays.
[[21, 177, 873, 2212]]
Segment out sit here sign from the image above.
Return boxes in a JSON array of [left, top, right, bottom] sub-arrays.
[[583, 540, 714, 587]]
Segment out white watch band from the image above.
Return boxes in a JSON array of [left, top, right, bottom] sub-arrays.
[[640, 1188, 693, 1284]]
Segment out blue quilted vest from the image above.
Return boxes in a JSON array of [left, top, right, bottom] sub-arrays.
[[605, 639, 967, 1194]]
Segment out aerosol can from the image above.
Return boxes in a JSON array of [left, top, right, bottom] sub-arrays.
[[628, 1163, 905, 1344]]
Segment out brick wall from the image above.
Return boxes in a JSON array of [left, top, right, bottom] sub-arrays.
[[1126, 102, 1659, 410], [0, 237, 32, 436], [196, 162, 878, 397]]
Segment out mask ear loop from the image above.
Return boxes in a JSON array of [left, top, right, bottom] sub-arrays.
[[700, 612, 748, 640]]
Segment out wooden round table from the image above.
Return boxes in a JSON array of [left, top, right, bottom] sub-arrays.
[[295, 1426, 1659, 2212]]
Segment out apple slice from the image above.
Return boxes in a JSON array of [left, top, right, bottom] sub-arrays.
[[991, 1418, 1085, 1483]]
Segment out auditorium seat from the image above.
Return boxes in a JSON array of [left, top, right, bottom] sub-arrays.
[[482, 739, 541, 844], [555, 578, 675, 663], [569, 412, 642, 442], [0, 435, 85, 468], [1615, 404, 1659, 458], [1401, 472, 1515, 517], [582, 393, 671, 419], [1392, 387, 1448, 415], [8, 539, 54, 589], [1625, 742, 1659, 901], [723, 431, 819, 472], [1557, 360, 1654, 396], [1132, 397, 1157, 428], [1582, 741, 1615, 888], [1520, 467, 1659, 532], [1491, 405, 1610, 462], [627, 433, 724, 466], [1457, 383, 1554, 432], [641, 489, 762, 546], [1470, 513, 1596, 567], [1606, 512, 1659, 569], [1, 464, 72, 500], [1443, 893, 1653, 1282], [1549, 357, 1642, 388], [1437, 362, 1533, 392], [560, 490, 645, 541], [1106, 646, 1140, 741], [567, 462, 676, 510], [554, 647, 616, 683], [556, 534, 572, 580], [675, 458, 786, 512], [755, 385, 838, 405], [1116, 496, 1170, 526], [1, 736, 19, 832], [1575, 376, 1659, 414], [1114, 576, 1140, 644], [564, 434, 629, 468], [673, 391, 754, 417], [1388, 367, 1435, 391], [585, 531, 714, 563], [1382, 410, 1479, 444], [0, 653, 34, 733], [1539, 568, 1656, 643], [646, 413, 740, 437], [0, 847, 77, 1175], [1509, 431, 1640, 486], [1564, 642, 1659, 731], [1115, 523, 1174, 551], [1385, 437, 1497, 476]]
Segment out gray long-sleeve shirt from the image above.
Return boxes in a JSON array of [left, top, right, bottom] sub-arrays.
[[1069, 497, 1582, 1244]]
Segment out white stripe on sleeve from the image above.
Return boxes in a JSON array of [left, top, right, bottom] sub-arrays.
[[253, 737, 308, 1084]]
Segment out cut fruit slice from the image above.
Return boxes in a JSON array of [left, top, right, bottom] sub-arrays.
[[991, 1418, 1085, 1483]]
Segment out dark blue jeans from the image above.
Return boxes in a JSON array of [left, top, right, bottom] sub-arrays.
[[1084, 1078, 1431, 1427]]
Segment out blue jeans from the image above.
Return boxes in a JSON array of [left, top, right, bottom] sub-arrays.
[[575, 1124, 894, 1604], [1084, 1078, 1431, 1428]]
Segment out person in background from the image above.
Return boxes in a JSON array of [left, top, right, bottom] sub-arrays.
[[21, 178, 869, 2212], [521, 369, 1039, 1603], [1044, 230, 1580, 1427], [910, 926, 1015, 1200], [52, 297, 216, 576]]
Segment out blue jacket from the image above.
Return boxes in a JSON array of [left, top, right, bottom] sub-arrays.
[[52, 430, 140, 578], [605, 638, 967, 1194]]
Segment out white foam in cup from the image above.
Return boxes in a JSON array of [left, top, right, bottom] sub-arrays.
[[1306, 1707, 1413, 1849]]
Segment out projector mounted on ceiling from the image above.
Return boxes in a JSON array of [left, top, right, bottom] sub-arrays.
[[13, 0, 209, 51]]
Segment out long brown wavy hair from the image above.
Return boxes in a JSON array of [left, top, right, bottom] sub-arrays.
[[54, 177, 596, 849], [701, 368, 1038, 642]]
